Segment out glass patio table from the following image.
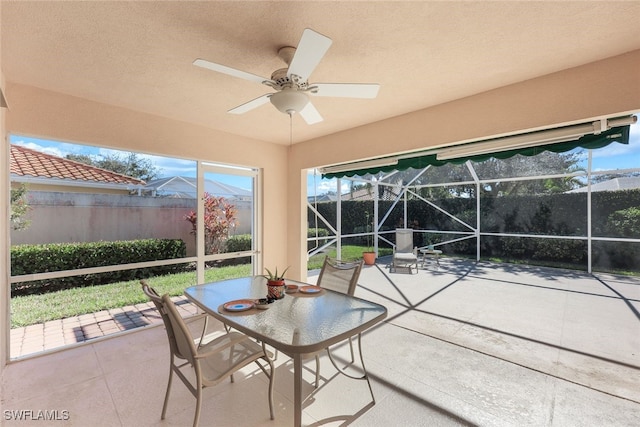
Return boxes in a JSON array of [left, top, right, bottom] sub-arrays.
[[184, 276, 387, 427]]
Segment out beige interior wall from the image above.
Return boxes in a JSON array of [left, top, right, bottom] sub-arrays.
[[287, 50, 640, 280], [4, 83, 290, 279], [1, 97, 7, 368], [1, 0, 8, 368]]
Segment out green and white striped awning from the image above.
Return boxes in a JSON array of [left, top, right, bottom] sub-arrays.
[[322, 125, 630, 179]]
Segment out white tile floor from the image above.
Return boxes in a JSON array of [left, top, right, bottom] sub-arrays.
[[2, 259, 639, 426]]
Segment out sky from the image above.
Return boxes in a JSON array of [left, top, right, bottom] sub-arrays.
[[582, 121, 640, 170], [10, 119, 640, 196]]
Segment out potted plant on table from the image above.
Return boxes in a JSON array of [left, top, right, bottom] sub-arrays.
[[263, 266, 290, 300]]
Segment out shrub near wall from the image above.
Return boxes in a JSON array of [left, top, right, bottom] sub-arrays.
[[11, 239, 187, 296], [308, 228, 330, 250], [226, 234, 252, 252], [218, 234, 253, 266]]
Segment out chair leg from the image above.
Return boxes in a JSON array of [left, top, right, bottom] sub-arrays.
[[161, 359, 174, 420], [357, 333, 376, 404], [197, 316, 210, 348], [193, 368, 203, 427], [326, 333, 376, 403], [193, 387, 202, 427], [255, 343, 276, 420]]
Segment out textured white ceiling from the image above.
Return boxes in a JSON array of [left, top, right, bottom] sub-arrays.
[[3, 1, 640, 144]]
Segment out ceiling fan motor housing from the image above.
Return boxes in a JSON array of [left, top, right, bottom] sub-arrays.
[[270, 68, 309, 90]]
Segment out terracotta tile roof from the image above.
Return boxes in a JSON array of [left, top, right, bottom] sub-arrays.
[[10, 144, 145, 185]]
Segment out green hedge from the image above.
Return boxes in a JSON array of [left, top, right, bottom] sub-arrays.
[[11, 239, 187, 296], [226, 234, 252, 252], [605, 207, 640, 237], [308, 228, 331, 250], [224, 233, 332, 253]]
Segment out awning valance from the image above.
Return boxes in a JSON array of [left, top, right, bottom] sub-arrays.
[[322, 125, 630, 179]]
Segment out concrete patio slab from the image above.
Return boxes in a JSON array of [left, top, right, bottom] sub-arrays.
[[3, 258, 639, 426]]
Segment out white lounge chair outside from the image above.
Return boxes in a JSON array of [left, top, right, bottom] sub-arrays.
[[391, 228, 418, 274]]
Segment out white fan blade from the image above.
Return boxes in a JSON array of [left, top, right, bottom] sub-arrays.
[[287, 29, 332, 81], [299, 102, 323, 124], [228, 94, 272, 114], [310, 83, 380, 99], [193, 58, 274, 85]]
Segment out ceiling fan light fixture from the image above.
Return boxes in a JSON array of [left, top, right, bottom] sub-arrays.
[[270, 89, 309, 115]]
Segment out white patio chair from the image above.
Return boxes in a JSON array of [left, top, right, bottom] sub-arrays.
[[310, 256, 364, 386], [141, 282, 275, 427], [391, 228, 418, 273]]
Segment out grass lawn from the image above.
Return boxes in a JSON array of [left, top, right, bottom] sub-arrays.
[[307, 245, 392, 269], [12, 247, 633, 329], [10, 264, 251, 328], [11, 246, 393, 328]]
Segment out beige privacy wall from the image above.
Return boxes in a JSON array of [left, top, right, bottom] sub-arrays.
[[287, 50, 640, 280]]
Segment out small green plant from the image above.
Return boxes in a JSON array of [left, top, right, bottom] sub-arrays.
[[263, 266, 290, 281]]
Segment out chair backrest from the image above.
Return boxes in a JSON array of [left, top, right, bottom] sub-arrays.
[[395, 228, 414, 253], [141, 280, 164, 311], [141, 280, 193, 361], [316, 256, 364, 295], [161, 294, 198, 365]]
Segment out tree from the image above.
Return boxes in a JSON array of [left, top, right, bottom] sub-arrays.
[[472, 151, 584, 196], [405, 151, 584, 198], [10, 184, 31, 231], [66, 152, 160, 181], [184, 194, 238, 254], [64, 153, 94, 165]]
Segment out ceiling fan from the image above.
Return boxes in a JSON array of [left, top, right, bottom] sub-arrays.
[[193, 28, 380, 124]]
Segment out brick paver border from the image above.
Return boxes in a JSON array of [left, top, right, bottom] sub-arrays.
[[10, 296, 199, 359]]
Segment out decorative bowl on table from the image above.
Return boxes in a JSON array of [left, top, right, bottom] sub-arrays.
[[285, 284, 299, 293], [255, 298, 273, 310]]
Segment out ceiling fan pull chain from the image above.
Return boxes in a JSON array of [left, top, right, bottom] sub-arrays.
[[289, 112, 293, 147]]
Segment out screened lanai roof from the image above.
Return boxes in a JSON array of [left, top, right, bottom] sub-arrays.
[[323, 125, 631, 179]]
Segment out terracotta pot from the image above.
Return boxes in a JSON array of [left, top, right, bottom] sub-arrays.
[[362, 252, 376, 265], [267, 279, 286, 300]]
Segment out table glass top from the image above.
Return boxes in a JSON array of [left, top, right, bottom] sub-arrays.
[[184, 276, 387, 354]]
